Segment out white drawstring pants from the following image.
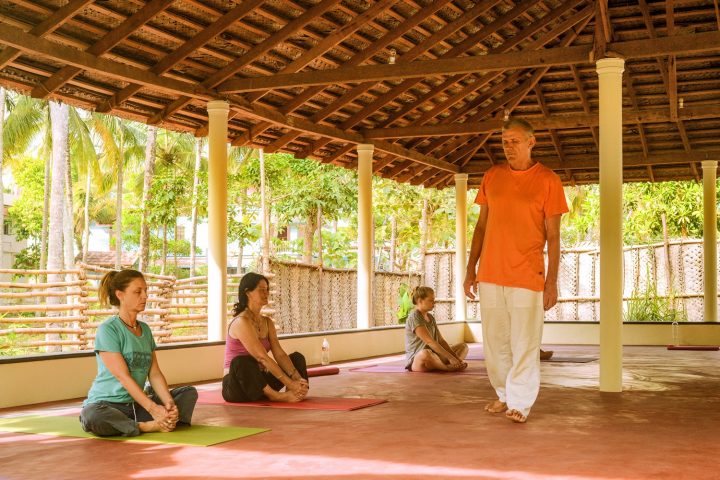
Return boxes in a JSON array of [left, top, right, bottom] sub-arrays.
[[479, 282, 544, 417]]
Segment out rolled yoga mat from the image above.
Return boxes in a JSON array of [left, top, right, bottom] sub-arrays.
[[0, 415, 268, 446], [667, 345, 719, 351], [197, 390, 387, 411], [307, 366, 340, 377]]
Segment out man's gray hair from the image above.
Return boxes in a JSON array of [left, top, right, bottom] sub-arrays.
[[502, 118, 534, 136]]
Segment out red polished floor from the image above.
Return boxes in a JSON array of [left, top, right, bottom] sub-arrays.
[[1, 344, 718, 480]]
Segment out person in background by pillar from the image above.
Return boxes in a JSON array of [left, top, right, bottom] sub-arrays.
[[463, 117, 568, 423], [80, 269, 198, 436], [405, 286, 469, 372], [222, 272, 309, 403]]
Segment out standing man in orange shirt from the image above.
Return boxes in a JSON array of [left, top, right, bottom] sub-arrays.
[[464, 118, 568, 423]]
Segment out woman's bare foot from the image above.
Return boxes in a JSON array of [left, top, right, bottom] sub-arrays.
[[138, 421, 163, 433], [263, 386, 304, 403], [484, 400, 507, 413], [505, 409, 527, 423]]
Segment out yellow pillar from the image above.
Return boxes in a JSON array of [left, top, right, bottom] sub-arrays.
[[596, 58, 625, 393], [702, 160, 718, 322], [357, 144, 374, 329], [454, 173, 468, 322], [206, 100, 229, 341]]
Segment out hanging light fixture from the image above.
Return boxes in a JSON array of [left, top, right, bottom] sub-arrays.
[[388, 48, 396, 65]]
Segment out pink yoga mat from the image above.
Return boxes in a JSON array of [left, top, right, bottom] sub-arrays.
[[197, 390, 386, 410], [307, 366, 340, 377], [348, 365, 486, 375]]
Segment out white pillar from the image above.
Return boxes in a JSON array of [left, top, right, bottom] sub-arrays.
[[357, 144, 374, 329], [702, 160, 718, 322], [596, 58, 625, 393], [206, 100, 229, 341], [454, 173, 468, 322]]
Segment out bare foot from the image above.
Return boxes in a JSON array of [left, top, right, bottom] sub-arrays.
[[505, 409, 527, 423], [138, 421, 163, 433], [264, 387, 304, 403], [540, 349, 554, 360], [484, 400, 507, 413]]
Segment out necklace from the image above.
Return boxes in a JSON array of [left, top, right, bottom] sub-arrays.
[[119, 316, 140, 332], [246, 310, 263, 334]]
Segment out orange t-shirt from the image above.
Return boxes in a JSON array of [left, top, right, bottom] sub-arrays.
[[474, 162, 568, 292]]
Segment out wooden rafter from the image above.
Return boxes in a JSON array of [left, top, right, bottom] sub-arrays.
[[283, 0, 513, 159], [148, 0, 343, 125], [96, 0, 264, 113], [0, 0, 94, 70], [30, 0, 175, 99], [218, 31, 720, 94], [233, 0, 457, 147]]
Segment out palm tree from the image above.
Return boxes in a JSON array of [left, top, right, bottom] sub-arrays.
[[189, 137, 205, 276], [138, 125, 157, 272], [46, 100, 69, 352], [88, 114, 144, 269], [0, 87, 6, 269], [3, 95, 51, 270]]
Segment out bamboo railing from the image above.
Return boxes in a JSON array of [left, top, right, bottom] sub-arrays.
[[1, 260, 420, 356]]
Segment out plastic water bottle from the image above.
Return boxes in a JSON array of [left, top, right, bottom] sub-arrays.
[[321, 338, 330, 365], [671, 321, 679, 346]]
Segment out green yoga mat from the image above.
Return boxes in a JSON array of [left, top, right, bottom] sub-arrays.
[[0, 415, 268, 446]]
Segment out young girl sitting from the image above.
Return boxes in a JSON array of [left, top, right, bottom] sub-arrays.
[[405, 286, 468, 372]]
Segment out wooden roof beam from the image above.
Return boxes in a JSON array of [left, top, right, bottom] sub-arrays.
[[462, 150, 720, 172], [151, 0, 342, 125], [219, 30, 720, 93], [261, 0, 501, 154], [96, 0, 264, 113], [569, 64, 599, 149], [0, 22, 213, 99], [296, 0, 544, 159], [0, 0, 93, 69], [244, 0, 397, 105], [624, 69, 650, 160], [535, 85, 573, 182], [29, 0, 175, 99], [236, 0, 455, 148], [0, 21, 455, 173], [360, 105, 720, 139]]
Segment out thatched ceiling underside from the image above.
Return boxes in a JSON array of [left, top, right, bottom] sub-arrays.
[[0, 0, 719, 188]]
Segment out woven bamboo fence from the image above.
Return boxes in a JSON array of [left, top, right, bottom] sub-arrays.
[[425, 239, 717, 322], [0, 259, 421, 355], [269, 259, 421, 333]]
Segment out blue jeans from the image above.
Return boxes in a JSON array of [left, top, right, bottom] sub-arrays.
[[79, 385, 197, 437]]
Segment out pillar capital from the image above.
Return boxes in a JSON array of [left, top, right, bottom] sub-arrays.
[[596, 57, 625, 76], [357, 143, 375, 153], [701, 160, 718, 170], [454, 173, 469, 183], [207, 99, 230, 113]]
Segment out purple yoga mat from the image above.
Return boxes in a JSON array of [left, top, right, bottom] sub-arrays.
[[348, 364, 486, 375]]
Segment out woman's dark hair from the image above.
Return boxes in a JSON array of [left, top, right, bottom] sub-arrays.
[[232, 272, 269, 316], [98, 269, 145, 307]]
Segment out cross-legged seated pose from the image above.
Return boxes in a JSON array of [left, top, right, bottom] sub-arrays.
[[405, 286, 468, 372], [464, 117, 568, 423], [222, 272, 309, 403], [79, 269, 197, 437]]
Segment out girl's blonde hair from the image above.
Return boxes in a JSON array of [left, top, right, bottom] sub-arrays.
[[411, 286, 434, 305], [98, 269, 145, 307]]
